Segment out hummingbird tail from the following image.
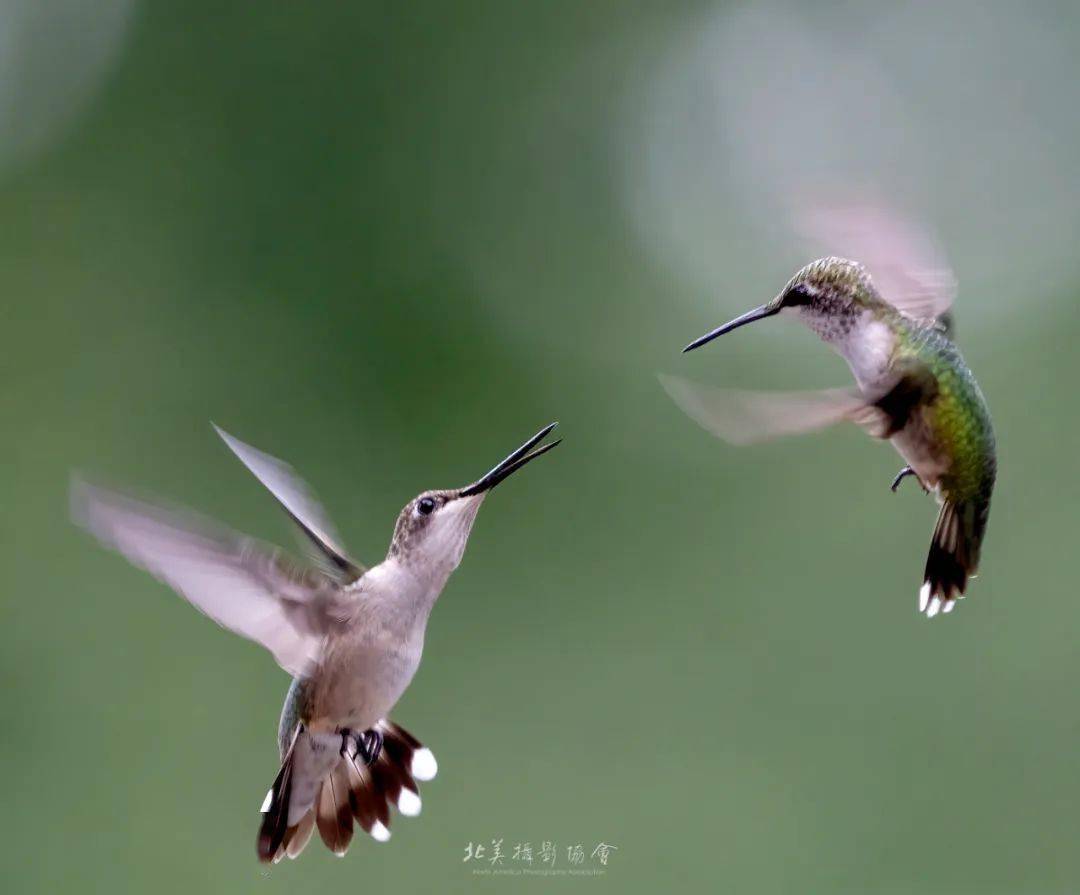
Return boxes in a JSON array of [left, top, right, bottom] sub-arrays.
[[257, 733, 296, 862], [919, 499, 987, 618], [258, 721, 437, 863], [257, 725, 313, 863]]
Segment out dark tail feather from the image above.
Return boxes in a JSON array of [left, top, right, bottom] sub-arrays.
[[315, 762, 354, 855], [257, 728, 300, 863], [920, 499, 987, 618], [341, 720, 436, 845]]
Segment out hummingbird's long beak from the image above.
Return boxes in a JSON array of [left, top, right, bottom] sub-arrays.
[[682, 303, 780, 353], [458, 423, 561, 497]]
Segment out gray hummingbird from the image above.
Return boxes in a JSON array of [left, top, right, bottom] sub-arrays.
[[662, 206, 995, 618], [71, 421, 560, 861]]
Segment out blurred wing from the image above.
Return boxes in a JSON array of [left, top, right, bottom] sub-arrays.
[[794, 201, 957, 322], [862, 359, 941, 439], [213, 425, 365, 582], [660, 374, 875, 445], [72, 478, 340, 678]]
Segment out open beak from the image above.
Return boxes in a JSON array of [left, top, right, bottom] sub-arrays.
[[682, 303, 780, 353], [458, 422, 561, 497]]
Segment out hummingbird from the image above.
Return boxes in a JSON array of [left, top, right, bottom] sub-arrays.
[[663, 249, 996, 618], [71, 421, 560, 861]]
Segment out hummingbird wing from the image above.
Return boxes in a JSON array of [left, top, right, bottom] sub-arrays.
[[793, 202, 957, 322], [660, 374, 875, 445], [71, 478, 342, 679], [213, 425, 365, 582], [661, 365, 941, 445]]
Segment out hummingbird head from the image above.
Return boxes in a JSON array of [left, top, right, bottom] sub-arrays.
[[387, 423, 560, 576], [683, 257, 881, 352]]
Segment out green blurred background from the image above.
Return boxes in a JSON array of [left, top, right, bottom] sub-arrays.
[[3, 1, 1079, 892]]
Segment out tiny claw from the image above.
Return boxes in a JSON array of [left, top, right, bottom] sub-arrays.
[[890, 466, 913, 492], [355, 729, 383, 766], [890, 466, 927, 493]]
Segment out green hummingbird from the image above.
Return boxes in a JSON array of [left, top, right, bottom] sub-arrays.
[[663, 250, 996, 618]]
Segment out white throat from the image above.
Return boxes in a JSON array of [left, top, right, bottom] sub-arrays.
[[357, 557, 449, 627], [793, 307, 896, 393], [838, 316, 897, 392]]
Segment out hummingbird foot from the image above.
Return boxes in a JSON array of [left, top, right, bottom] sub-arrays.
[[355, 729, 383, 766], [890, 466, 928, 494], [337, 728, 382, 765]]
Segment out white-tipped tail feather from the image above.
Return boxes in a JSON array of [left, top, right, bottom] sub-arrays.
[[918, 582, 931, 614], [411, 748, 438, 782], [920, 582, 963, 619], [396, 788, 422, 817], [258, 720, 435, 863], [919, 499, 988, 618]]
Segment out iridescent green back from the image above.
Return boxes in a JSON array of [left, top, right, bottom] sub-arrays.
[[894, 319, 997, 503]]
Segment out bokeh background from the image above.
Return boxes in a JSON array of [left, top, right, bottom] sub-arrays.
[[3, 1, 1079, 892]]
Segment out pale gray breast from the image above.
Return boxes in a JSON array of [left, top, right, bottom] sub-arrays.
[[307, 615, 425, 732], [302, 560, 439, 732]]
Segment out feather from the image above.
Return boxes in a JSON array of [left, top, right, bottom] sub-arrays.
[[793, 200, 957, 322], [315, 762, 354, 855], [285, 811, 316, 859], [921, 499, 989, 617], [259, 720, 435, 861], [257, 726, 300, 862], [344, 756, 379, 837], [660, 374, 871, 445], [345, 721, 437, 843], [213, 425, 365, 582], [71, 478, 337, 679]]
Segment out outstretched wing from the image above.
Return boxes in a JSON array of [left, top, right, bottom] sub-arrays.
[[661, 363, 939, 446], [213, 425, 365, 582], [794, 201, 957, 323], [660, 374, 873, 445], [71, 478, 342, 678]]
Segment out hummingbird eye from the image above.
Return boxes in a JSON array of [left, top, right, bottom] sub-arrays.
[[417, 497, 436, 516], [784, 283, 813, 307]]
